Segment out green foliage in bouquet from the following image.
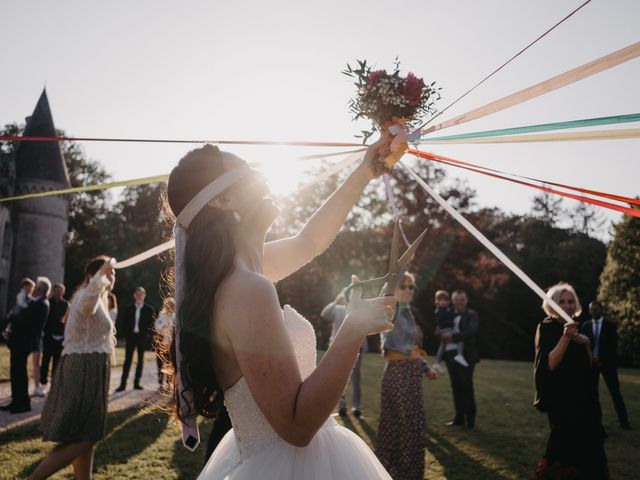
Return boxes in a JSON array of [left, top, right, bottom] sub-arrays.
[[343, 58, 441, 143]]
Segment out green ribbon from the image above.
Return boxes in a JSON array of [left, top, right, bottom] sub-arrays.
[[421, 113, 640, 142]]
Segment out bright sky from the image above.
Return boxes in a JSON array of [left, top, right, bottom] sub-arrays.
[[2, 0, 639, 238]]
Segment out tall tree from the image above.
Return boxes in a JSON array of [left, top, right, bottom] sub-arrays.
[[571, 202, 606, 237], [106, 183, 169, 312], [598, 210, 640, 366], [531, 189, 564, 227], [62, 135, 113, 291]]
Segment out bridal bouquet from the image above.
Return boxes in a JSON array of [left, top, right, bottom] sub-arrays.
[[343, 59, 440, 174]]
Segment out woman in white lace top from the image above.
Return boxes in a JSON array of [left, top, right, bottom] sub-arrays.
[[29, 256, 116, 480]]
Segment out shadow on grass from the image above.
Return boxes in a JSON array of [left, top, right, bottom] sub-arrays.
[[94, 407, 167, 470], [10, 405, 165, 478], [425, 427, 504, 480], [340, 413, 379, 447], [170, 422, 213, 480]]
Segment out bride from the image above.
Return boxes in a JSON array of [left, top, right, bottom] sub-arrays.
[[165, 138, 397, 479]]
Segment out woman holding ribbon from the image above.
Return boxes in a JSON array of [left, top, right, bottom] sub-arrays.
[[534, 282, 608, 479], [164, 140, 398, 479], [28, 256, 117, 480]]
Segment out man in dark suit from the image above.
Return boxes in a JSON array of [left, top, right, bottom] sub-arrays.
[[0, 277, 51, 414], [440, 289, 480, 429], [581, 300, 631, 430], [116, 286, 157, 391]]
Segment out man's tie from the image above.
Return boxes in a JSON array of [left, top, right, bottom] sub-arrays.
[[593, 321, 601, 357]]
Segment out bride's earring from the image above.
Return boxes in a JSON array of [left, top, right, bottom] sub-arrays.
[[233, 211, 242, 223]]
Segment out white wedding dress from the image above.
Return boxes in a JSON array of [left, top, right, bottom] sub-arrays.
[[198, 305, 391, 479]]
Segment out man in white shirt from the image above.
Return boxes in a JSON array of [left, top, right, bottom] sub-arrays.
[[116, 286, 157, 392]]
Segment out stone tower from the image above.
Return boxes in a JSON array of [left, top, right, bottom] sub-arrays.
[[8, 89, 70, 300]]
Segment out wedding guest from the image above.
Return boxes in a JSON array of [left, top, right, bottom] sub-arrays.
[[28, 256, 116, 480], [154, 297, 175, 391], [534, 282, 608, 479], [321, 289, 367, 418], [1, 278, 34, 353], [108, 293, 118, 324], [432, 290, 467, 374], [440, 289, 479, 429], [40, 283, 70, 388], [581, 300, 631, 430], [116, 286, 156, 391], [31, 278, 53, 397], [0, 277, 51, 413], [376, 272, 436, 480], [15, 277, 35, 313]]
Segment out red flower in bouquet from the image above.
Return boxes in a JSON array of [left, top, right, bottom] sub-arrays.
[[368, 69, 387, 86], [402, 72, 425, 106], [343, 59, 440, 144]]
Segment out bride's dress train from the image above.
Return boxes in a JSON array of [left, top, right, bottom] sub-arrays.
[[198, 305, 391, 479]]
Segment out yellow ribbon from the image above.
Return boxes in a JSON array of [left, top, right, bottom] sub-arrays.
[[0, 174, 169, 203]]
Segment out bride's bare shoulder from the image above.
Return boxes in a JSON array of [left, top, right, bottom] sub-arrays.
[[216, 269, 280, 322]]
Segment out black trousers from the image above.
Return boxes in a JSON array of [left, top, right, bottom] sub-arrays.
[[120, 333, 146, 386], [10, 348, 30, 408], [593, 363, 629, 426], [444, 350, 476, 426], [205, 407, 232, 462], [40, 335, 63, 385]]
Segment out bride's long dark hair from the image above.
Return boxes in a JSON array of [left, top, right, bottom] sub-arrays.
[[163, 145, 243, 421]]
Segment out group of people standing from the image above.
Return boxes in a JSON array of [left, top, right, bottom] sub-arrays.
[[1, 274, 165, 415], [0, 257, 175, 479], [1, 277, 69, 413]]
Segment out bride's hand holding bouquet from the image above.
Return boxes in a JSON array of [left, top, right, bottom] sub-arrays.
[[344, 59, 440, 176]]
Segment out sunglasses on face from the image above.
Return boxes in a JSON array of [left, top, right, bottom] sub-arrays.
[[399, 284, 415, 291]]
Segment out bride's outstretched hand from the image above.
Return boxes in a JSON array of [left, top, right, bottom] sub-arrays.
[[345, 275, 396, 336], [361, 134, 392, 179]]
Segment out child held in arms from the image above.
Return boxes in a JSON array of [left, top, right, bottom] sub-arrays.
[[2, 278, 35, 340], [432, 290, 468, 374]]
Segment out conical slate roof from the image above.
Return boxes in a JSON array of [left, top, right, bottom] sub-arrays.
[[15, 89, 70, 186]]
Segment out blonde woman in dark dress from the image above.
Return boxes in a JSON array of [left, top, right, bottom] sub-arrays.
[[534, 282, 608, 480]]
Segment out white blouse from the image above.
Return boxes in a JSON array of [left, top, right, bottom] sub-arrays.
[[62, 272, 116, 357]]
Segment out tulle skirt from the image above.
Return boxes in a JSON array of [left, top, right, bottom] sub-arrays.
[[198, 423, 392, 479]]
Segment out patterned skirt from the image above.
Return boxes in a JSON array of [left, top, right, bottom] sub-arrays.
[[375, 359, 425, 480], [41, 352, 110, 443]]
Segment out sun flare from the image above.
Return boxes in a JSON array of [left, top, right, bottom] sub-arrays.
[[259, 156, 309, 197]]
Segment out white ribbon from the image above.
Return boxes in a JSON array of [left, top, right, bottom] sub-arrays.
[[424, 127, 640, 145], [422, 41, 640, 135], [403, 161, 575, 324], [113, 152, 365, 268]]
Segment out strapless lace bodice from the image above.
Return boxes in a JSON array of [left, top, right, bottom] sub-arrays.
[[223, 305, 337, 460]]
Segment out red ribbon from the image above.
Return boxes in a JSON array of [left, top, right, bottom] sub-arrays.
[[0, 135, 363, 148], [408, 149, 640, 218]]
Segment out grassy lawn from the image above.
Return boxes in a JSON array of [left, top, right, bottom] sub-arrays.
[[0, 345, 130, 382], [0, 351, 638, 479]]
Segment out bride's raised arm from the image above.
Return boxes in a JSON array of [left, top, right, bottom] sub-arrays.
[[263, 136, 390, 283]]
